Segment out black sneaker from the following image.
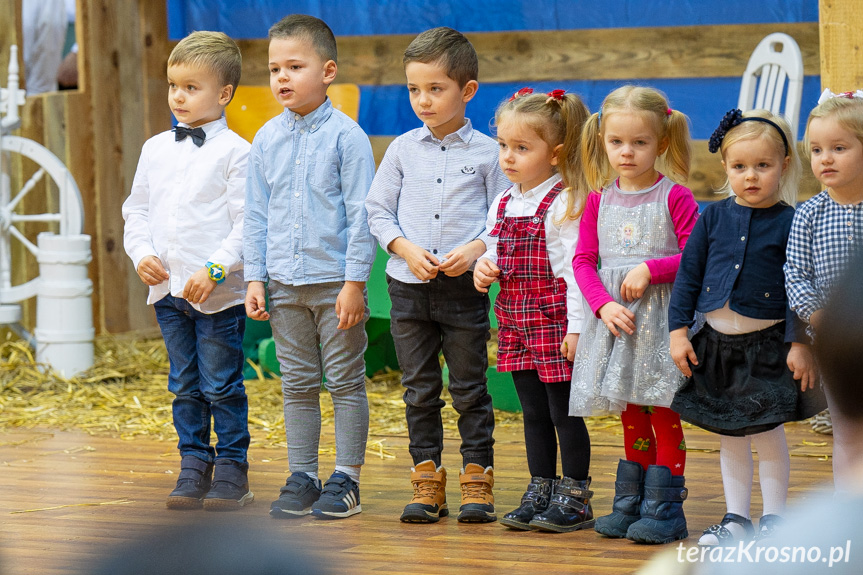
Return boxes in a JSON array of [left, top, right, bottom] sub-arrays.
[[203, 459, 254, 511], [270, 472, 323, 518], [311, 472, 361, 519], [166, 455, 213, 510]]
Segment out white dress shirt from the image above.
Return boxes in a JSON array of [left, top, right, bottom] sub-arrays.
[[123, 117, 249, 313], [480, 174, 585, 333]]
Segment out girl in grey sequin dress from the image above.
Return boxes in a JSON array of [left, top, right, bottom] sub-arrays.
[[570, 86, 699, 544]]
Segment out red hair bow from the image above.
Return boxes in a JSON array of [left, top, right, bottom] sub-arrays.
[[509, 87, 534, 101], [547, 89, 566, 101]]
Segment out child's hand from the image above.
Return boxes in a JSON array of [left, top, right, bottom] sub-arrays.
[[439, 240, 485, 277], [561, 333, 579, 362], [391, 238, 440, 281], [245, 281, 270, 321], [335, 281, 365, 330], [787, 342, 817, 391], [598, 302, 636, 337], [670, 327, 698, 377], [620, 263, 651, 302], [473, 258, 500, 293], [136, 255, 169, 286], [183, 268, 216, 304]]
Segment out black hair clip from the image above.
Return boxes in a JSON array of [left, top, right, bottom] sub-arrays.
[[708, 109, 744, 153]]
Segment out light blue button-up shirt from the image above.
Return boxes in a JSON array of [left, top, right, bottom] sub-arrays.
[[244, 98, 376, 285]]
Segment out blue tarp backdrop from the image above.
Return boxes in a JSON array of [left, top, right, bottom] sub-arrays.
[[167, 0, 818, 38], [167, 1, 821, 140]]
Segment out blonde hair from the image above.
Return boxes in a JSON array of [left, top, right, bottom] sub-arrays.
[[717, 109, 801, 207], [581, 85, 691, 192], [804, 95, 863, 152], [168, 31, 242, 102], [493, 90, 591, 220]]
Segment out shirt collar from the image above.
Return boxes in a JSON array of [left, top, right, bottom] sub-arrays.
[[177, 116, 227, 140], [416, 118, 474, 144], [510, 174, 562, 199], [283, 98, 333, 133]]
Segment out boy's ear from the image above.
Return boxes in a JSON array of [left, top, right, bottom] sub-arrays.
[[461, 80, 479, 103], [219, 84, 234, 106], [550, 143, 563, 166], [322, 60, 338, 86]]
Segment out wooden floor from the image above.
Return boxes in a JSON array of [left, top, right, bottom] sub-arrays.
[[0, 421, 833, 575]]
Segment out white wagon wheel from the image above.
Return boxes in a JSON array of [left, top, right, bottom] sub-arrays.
[[0, 135, 84, 306]]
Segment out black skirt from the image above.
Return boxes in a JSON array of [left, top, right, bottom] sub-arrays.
[[671, 322, 826, 436]]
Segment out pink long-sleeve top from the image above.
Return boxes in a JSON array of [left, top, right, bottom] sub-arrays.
[[573, 182, 699, 317]]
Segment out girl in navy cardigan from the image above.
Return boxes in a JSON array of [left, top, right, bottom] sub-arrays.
[[668, 110, 824, 546]]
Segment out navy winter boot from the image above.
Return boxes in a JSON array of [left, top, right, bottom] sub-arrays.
[[625, 464, 688, 544], [595, 459, 644, 538]]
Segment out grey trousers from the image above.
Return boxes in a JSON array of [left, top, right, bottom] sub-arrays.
[[268, 281, 370, 473]]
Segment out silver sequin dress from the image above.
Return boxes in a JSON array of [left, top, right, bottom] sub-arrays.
[[570, 177, 685, 416]]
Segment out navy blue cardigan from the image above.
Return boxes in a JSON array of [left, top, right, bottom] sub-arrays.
[[669, 197, 806, 343]]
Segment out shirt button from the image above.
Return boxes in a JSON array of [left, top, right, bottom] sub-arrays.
[[437, 178, 442, 183], [300, 129, 305, 134], [848, 221, 853, 226], [294, 192, 300, 197], [734, 264, 740, 269], [294, 224, 299, 229], [706, 287, 711, 292], [432, 249, 438, 254], [311, 124, 316, 129], [441, 146, 446, 151], [849, 235, 854, 241], [294, 114, 300, 120], [434, 214, 440, 219], [295, 159, 301, 165], [765, 292, 770, 298], [294, 254, 299, 259], [740, 236, 745, 241]]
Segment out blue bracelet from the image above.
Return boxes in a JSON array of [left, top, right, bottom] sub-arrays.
[[206, 261, 227, 284]]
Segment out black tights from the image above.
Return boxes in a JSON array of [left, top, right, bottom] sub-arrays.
[[512, 370, 591, 480]]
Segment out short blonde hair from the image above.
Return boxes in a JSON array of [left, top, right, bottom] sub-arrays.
[[804, 95, 863, 151], [717, 109, 801, 207], [168, 31, 242, 102]]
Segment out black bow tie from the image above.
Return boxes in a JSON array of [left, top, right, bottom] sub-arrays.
[[173, 126, 206, 147]]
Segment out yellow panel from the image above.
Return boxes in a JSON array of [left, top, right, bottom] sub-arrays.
[[225, 83, 360, 143]]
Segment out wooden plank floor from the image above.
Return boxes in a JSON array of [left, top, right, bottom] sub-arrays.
[[0, 421, 832, 575]]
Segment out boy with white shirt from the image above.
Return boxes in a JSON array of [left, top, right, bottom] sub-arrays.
[[122, 31, 252, 511]]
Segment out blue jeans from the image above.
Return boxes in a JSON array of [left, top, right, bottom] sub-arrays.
[[387, 273, 495, 468], [154, 295, 250, 463]]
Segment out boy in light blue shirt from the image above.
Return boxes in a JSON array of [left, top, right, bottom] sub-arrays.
[[244, 14, 375, 520]]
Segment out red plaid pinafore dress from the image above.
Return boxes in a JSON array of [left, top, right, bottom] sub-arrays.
[[490, 182, 571, 382]]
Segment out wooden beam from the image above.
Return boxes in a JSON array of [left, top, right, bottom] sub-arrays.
[[234, 22, 819, 87], [138, 0, 170, 138], [819, 0, 863, 90]]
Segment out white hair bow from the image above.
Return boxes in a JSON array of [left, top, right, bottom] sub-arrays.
[[818, 88, 863, 105]]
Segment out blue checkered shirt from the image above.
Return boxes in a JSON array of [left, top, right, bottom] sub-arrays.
[[784, 190, 863, 324]]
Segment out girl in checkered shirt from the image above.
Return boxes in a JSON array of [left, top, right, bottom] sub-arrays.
[[570, 85, 699, 544], [785, 89, 863, 493], [474, 88, 593, 534]]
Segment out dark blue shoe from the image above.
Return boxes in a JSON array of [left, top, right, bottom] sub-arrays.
[[595, 459, 644, 538], [270, 472, 322, 518], [203, 459, 254, 511], [625, 465, 688, 544], [311, 472, 361, 519]]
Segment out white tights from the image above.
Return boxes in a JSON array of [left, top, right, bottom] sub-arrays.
[[720, 425, 790, 520]]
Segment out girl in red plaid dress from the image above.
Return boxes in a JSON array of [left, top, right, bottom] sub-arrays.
[[474, 88, 593, 533]]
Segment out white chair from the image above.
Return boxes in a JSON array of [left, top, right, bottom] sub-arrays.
[[737, 32, 804, 136]]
